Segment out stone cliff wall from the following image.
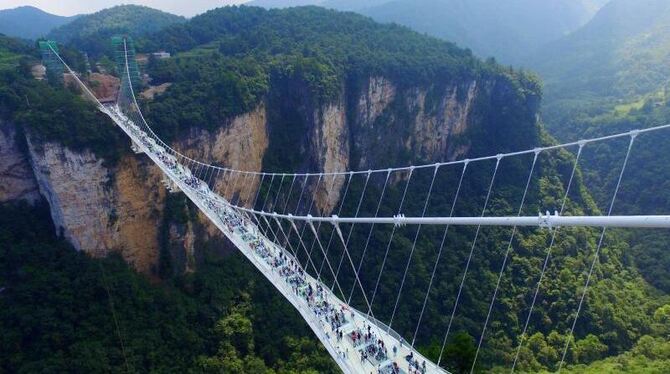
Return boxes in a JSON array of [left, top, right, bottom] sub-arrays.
[[350, 77, 477, 172], [25, 134, 165, 273], [1, 73, 509, 275], [0, 122, 40, 203]]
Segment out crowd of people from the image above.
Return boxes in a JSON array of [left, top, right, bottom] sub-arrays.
[[349, 324, 390, 366], [109, 104, 431, 374], [405, 351, 428, 374]]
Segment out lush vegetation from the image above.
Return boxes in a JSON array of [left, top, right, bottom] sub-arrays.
[[138, 5, 541, 168], [543, 87, 670, 295], [0, 34, 35, 71], [530, 0, 670, 127], [0, 200, 337, 373], [531, 0, 670, 302], [259, 127, 670, 372], [47, 5, 185, 58], [558, 335, 670, 373], [0, 53, 124, 163], [515, 1, 670, 372]]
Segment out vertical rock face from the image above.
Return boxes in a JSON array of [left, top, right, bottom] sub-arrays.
[[356, 77, 397, 126], [177, 104, 269, 208], [350, 77, 477, 171], [1, 104, 270, 275], [0, 122, 40, 203], [1, 73, 533, 275], [25, 134, 165, 273], [110, 156, 166, 272], [266, 75, 482, 216], [27, 135, 115, 254], [311, 102, 349, 215], [405, 81, 477, 161]]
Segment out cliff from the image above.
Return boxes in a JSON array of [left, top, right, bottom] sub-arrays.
[[0, 67, 536, 273], [0, 69, 538, 275], [0, 122, 40, 203]]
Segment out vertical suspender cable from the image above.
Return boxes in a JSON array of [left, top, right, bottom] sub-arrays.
[[307, 174, 339, 282], [438, 156, 501, 366], [261, 174, 276, 212], [558, 134, 636, 372], [368, 167, 414, 315], [319, 173, 353, 278], [331, 171, 371, 294], [471, 151, 539, 373], [347, 170, 391, 304], [388, 164, 440, 332], [511, 144, 584, 372], [412, 161, 468, 346]]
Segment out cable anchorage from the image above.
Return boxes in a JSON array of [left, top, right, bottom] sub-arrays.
[[538, 210, 561, 229], [393, 214, 406, 227]]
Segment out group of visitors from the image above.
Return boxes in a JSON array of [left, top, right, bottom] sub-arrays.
[[352, 325, 389, 364], [405, 351, 428, 374]]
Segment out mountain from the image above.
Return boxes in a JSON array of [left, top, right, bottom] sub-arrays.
[[47, 5, 185, 57], [0, 6, 79, 40], [524, 0, 670, 301], [529, 0, 670, 125], [141, 5, 541, 168], [247, 0, 323, 8], [247, 0, 610, 64], [248, 0, 390, 11], [358, 0, 608, 64]]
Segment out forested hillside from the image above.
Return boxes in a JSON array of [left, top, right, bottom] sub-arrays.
[[528, 0, 670, 295], [140, 5, 540, 162], [530, 0, 670, 127], [0, 200, 338, 373], [0, 6, 78, 40], [250, 0, 609, 64], [47, 5, 185, 58]]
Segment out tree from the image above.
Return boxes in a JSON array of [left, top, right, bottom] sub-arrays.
[[215, 311, 254, 355], [574, 334, 607, 364], [442, 332, 476, 374]]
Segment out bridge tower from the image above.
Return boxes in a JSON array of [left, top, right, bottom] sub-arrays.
[[112, 36, 141, 89], [38, 40, 64, 84]]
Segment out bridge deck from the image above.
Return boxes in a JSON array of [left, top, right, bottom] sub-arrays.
[[103, 104, 449, 374]]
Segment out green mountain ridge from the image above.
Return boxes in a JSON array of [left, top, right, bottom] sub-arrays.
[[359, 0, 606, 64], [529, 0, 670, 126], [47, 5, 185, 58], [0, 6, 79, 40], [248, 0, 610, 64]]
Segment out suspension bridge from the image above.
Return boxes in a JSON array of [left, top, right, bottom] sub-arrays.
[[43, 38, 670, 374]]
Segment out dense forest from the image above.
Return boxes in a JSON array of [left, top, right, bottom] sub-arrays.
[[0, 36, 124, 163], [47, 5, 185, 59], [0, 199, 338, 373], [140, 5, 541, 166], [1, 2, 670, 373]]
